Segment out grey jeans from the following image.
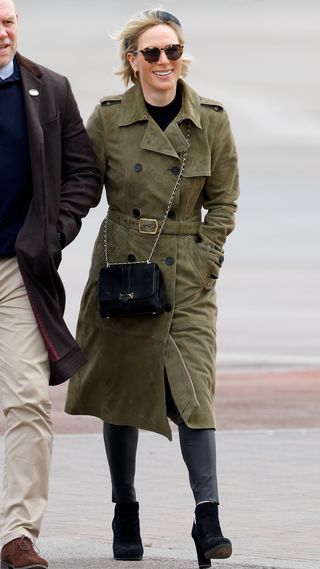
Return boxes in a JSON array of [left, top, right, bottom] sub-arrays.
[[103, 379, 219, 505]]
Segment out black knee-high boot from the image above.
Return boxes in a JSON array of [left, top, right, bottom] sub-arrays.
[[192, 502, 232, 568], [103, 423, 143, 560]]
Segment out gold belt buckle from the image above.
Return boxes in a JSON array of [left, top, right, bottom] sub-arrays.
[[138, 218, 158, 234]]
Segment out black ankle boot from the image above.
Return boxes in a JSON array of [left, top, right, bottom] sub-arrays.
[[112, 501, 144, 560], [191, 502, 232, 568]]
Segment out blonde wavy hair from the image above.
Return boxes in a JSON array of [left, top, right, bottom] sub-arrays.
[[114, 8, 191, 86]]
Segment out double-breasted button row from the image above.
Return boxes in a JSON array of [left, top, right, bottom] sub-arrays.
[[132, 208, 176, 220], [171, 166, 180, 176], [133, 163, 180, 176], [128, 253, 175, 268]]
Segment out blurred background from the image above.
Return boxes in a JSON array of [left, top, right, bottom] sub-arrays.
[[16, 0, 320, 370]]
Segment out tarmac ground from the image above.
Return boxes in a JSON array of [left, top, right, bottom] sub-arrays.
[[1, 368, 319, 569]]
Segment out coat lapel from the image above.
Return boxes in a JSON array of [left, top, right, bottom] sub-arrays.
[[118, 80, 201, 159], [17, 54, 44, 151], [140, 120, 181, 158], [15, 53, 46, 224]]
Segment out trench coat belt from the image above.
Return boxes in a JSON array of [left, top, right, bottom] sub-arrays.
[[108, 209, 201, 235]]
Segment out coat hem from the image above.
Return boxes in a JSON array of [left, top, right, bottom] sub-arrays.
[[64, 407, 172, 440]]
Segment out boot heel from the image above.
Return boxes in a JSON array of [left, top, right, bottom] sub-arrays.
[[191, 522, 211, 569]]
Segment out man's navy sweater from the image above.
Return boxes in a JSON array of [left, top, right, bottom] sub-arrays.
[[0, 58, 32, 257]]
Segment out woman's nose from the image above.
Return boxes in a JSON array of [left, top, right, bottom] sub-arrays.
[[158, 50, 169, 63]]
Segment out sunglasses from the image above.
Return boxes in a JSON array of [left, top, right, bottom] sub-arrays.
[[133, 44, 184, 63]]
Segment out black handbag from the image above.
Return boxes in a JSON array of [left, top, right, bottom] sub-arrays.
[[99, 122, 190, 318], [99, 262, 166, 318]]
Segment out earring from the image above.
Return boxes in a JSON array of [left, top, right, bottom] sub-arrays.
[[133, 69, 138, 81]]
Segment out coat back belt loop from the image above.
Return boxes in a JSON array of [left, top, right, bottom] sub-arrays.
[[108, 209, 201, 235]]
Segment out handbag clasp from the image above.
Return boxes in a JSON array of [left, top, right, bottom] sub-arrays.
[[119, 292, 135, 301], [138, 218, 158, 234]]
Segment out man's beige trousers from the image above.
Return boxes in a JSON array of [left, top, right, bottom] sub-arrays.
[[0, 257, 53, 546]]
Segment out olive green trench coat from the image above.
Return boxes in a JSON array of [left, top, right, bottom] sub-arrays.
[[65, 79, 239, 439]]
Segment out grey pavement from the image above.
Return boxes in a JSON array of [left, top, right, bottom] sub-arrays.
[[1, 428, 318, 569]]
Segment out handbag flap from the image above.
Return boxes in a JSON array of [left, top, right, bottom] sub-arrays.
[[100, 263, 158, 302]]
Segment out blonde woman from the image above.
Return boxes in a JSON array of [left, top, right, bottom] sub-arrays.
[[66, 9, 239, 568]]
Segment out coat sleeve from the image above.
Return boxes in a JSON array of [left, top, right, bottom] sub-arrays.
[[198, 109, 239, 278], [85, 104, 107, 193], [58, 78, 101, 247]]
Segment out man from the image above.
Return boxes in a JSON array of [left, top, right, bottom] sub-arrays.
[[0, 0, 100, 567]]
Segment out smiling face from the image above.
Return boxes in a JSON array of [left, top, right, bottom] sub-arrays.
[[127, 24, 182, 106], [0, 0, 18, 68]]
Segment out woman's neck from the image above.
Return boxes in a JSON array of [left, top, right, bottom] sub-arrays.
[[145, 86, 182, 131]]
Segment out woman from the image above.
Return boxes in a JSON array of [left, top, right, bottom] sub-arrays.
[[65, 8, 239, 568]]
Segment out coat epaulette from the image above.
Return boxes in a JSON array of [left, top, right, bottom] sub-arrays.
[[100, 95, 123, 107], [200, 97, 224, 113]]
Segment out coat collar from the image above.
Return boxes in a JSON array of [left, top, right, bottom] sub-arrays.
[[119, 79, 202, 129], [15, 52, 43, 126], [15, 52, 43, 78], [118, 79, 201, 159]]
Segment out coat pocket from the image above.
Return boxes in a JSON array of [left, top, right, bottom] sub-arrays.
[[182, 236, 218, 290], [196, 241, 224, 279], [41, 113, 61, 131]]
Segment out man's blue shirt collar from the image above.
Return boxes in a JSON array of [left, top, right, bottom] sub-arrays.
[[0, 59, 14, 80], [0, 57, 20, 82]]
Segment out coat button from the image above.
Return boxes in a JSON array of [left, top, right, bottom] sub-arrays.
[[219, 255, 224, 265], [171, 166, 180, 176], [165, 256, 174, 266], [132, 208, 141, 218], [134, 163, 143, 173], [127, 254, 136, 262], [165, 303, 172, 312], [168, 211, 176, 219]]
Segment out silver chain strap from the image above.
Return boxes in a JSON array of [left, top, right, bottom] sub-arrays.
[[103, 122, 191, 267]]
